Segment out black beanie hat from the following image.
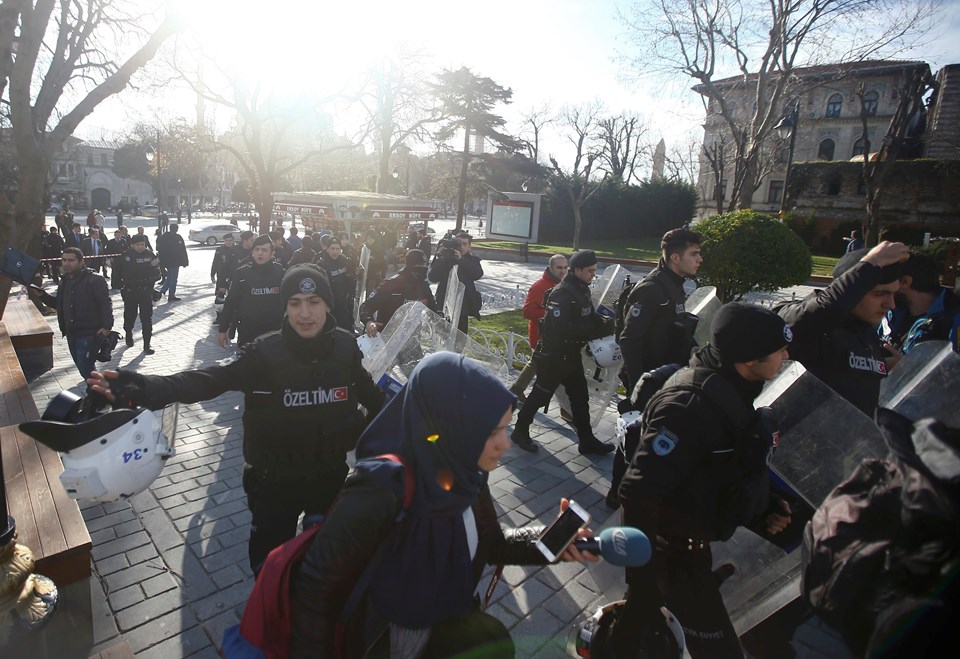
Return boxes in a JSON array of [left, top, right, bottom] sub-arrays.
[[252, 234, 273, 249], [569, 250, 598, 269], [833, 248, 901, 283], [404, 249, 427, 270], [280, 264, 334, 310], [711, 302, 793, 363], [130, 234, 147, 244]]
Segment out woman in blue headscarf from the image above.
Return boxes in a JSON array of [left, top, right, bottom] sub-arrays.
[[290, 351, 596, 657]]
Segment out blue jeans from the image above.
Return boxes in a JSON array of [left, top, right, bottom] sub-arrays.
[[158, 266, 179, 298], [67, 335, 97, 381]]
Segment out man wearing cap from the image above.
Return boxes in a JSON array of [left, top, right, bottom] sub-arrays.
[[779, 241, 910, 416], [89, 264, 385, 573], [218, 234, 286, 347], [359, 248, 437, 336], [882, 251, 960, 355], [117, 235, 161, 354], [614, 302, 794, 658], [211, 234, 239, 296], [315, 237, 356, 331], [511, 250, 615, 455]]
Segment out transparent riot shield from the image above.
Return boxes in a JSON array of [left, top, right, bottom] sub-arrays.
[[712, 361, 886, 636], [354, 243, 371, 326], [363, 301, 508, 393], [879, 340, 960, 427], [442, 264, 465, 349], [592, 264, 630, 314], [684, 285, 721, 347]]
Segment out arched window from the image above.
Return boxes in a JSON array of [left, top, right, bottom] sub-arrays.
[[826, 173, 842, 196], [825, 94, 843, 118], [818, 139, 836, 161], [852, 138, 867, 158], [862, 91, 879, 117]]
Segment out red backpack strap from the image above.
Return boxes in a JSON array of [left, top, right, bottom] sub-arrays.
[[377, 453, 415, 509]]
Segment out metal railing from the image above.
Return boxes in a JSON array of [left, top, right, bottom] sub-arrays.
[[468, 327, 532, 371], [479, 285, 525, 311]]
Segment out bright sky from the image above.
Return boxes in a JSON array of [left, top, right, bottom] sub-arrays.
[[79, 0, 960, 170]]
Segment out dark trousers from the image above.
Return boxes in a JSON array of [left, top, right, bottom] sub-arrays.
[[243, 463, 347, 574], [608, 426, 642, 505], [514, 354, 593, 441], [659, 546, 743, 658], [122, 287, 154, 346]]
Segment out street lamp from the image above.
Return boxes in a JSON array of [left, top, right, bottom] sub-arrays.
[[773, 100, 800, 215], [521, 179, 531, 192], [145, 132, 163, 214]]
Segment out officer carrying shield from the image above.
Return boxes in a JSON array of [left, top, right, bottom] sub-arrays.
[[88, 264, 385, 574], [118, 234, 160, 355]]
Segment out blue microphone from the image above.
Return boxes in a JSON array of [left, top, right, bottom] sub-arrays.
[[574, 526, 652, 567]]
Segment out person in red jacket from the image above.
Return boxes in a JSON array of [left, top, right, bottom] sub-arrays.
[[510, 254, 568, 401]]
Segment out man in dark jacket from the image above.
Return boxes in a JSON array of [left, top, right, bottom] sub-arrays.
[[360, 249, 437, 336], [118, 235, 161, 354], [882, 251, 960, 355], [105, 230, 127, 290], [218, 234, 286, 347], [134, 226, 152, 251], [511, 250, 614, 455], [30, 247, 113, 380], [288, 235, 316, 267], [271, 230, 293, 268], [615, 303, 794, 658], [416, 228, 432, 257], [156, 223, 189, 302], [315, 238, 356, 331], [89, 264, 385, 573], [428, 232, 483, 334], [64, 222, 85, 250], [42, 227, 65, 283], [779, 241, 909, 416], [210, 233, 239, 296], [619, 228, 702, 392], [81, 227, 106, 275]]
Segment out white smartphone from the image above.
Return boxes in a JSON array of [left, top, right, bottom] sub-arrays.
[[535, 500, 591, 563]]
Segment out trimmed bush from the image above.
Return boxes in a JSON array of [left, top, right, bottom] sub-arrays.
[[696, 210, 813, 301]]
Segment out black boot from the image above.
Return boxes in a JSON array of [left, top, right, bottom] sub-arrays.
[[125, 330, 134, 347], [511, 427, 539, 453], [143, 331, 155, 355], [578, 436, 614, 456]]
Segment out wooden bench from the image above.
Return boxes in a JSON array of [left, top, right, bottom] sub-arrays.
[[3, 295, 54, 376]]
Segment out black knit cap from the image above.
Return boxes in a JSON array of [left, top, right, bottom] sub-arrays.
[[130, 234, 147, 244], [404, 249, 427, 270], [569, 250, 598, 270], [711, 302, 793, 363], [833, 248, 901, 283], [280, 264, 334, 310], [252, 234, 273, 249]]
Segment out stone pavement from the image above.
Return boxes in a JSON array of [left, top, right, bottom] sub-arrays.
[[20, 239, 846, 658]]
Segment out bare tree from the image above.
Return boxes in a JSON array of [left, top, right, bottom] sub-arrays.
[[621, 0, 940, 210], [662, 134, 703, 186], [857, 65, 935, 245], [518, 103, 557, 164], [0, 1, 179, 312], [596, 112, 648, 183], [550, 104, 609, 250]]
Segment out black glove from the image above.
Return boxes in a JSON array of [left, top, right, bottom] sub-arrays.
[[108, 370, 147, 410], [742, 406, 779, 473]]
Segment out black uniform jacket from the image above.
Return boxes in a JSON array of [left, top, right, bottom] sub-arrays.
[[428, 252, 484, 318], [219, 261, 286, 341], [359, 270, 437, 327], [539, 272, 611, 360], [211, 244, 240, 283], [130, 317, 384, 474], [779, 260, 889, 416], [316, 252, 357, 307], [290, 470, 546, 657], [619, 261, 691, 387], [118, 249, 160, 289]]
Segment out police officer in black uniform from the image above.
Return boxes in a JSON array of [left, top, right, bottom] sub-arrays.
[[779, 241, 909, 416], [88, 264, 385, 574], [218, 234, 286, 348], [614, 303, 794, 658], [118, 234, 160, 355], [315, 237, 356, 332], [511, 250, 615, 455], [607, 228, 702, 508], [359, 249, 437, 336], [211, 233, 239, 294]]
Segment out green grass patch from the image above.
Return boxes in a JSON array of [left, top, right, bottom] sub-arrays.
[[478, 238, 663, 262], [811, 254, 840, 277], [473, 309, 527, 334]]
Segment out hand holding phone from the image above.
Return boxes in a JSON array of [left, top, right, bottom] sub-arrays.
[[536, 499, 591, 563]]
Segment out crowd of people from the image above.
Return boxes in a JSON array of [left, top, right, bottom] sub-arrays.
[[24, 212, 960, 657]]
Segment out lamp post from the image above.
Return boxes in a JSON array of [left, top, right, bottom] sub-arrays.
[[145, 131, 163, 214], [774, 101, 800, 216]]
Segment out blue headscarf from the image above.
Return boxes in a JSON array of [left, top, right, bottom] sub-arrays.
[[354, 351, 516, 629]]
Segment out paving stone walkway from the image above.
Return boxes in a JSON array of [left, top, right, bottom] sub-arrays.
[[21, 238, 846, 658]]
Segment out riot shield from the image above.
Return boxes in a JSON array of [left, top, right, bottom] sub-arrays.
[[684, 285, 720, 347], [354, 243, 371, 326], [712, 361, 886, 636], [363, 301, 508, 391], [442, 264, 465, 349], [592, 264, 629, 314], [879, 340, 960, 427]]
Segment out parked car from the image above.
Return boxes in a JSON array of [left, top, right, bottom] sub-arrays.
[[140, 205, 159, 218], [188, 222, 242, 245]]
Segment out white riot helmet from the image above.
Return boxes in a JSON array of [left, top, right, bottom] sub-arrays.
[[568, 600, 691, 659], [356, 333, 386, 360], [587, 336, 623, 369], [19, 391, 177, 503], [616, 410, 643, 450]]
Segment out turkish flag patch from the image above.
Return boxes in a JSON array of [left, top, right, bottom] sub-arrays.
[[332, 387, 348, 401]]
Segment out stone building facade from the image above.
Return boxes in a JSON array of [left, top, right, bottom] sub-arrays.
[[48, 138, 153, 212]]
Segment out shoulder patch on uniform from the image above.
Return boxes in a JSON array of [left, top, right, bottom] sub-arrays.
[[630, 305, 641, 317], [553, 308, 561, 317], [652, 428, 679, 456], [783, 325, 793, 343]]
